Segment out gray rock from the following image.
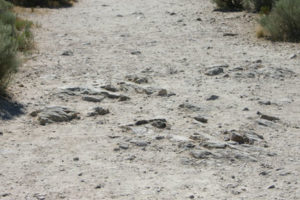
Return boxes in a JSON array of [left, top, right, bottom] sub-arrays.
[[118, 83, 156, 95], [167, 12, 176, 16], [258, 100, 271, 105], [113, 147, 120, 151], [158, 89, 168, 96], [100, 91, 121, 99], [62, 87, 101, 96], [0, 131, 3, 136], [119, 95, 131, 101], [126, 74, 148, 84], [179, 103, 202, 112], [155, 135, 165, 140], [233, 152, 257, 162], [131, 51, 141, 55], [135, 120, 150, 126], [62, 50, 73, 56], [244, 131, 264, 142], [73, 157, 79, 161], [257, 112, 280, 121], [223, 33, 238, 37], [180, 157, 193, 165], [135, 118, 167, 129], [1, 193, 10, 197], [230, 132, 248, 144], [35, 106, 80, 125], [143, 87, 157, 95], [189, 133, 208, 141], [194, 116, 208, 123], [100, 91, 130, 101], [268, 185, 275, 189], [205, 67, 224, 76], [130, 140, 149, 147], [202, 142, 227, 149], [82, 96, 105, 102], [119, 143, 129, 150], [231, 66, 244, 71], [206, 95, 219, 101], [229, 130, 263, 145], [256, 119, 275, 127], [213, 64, 229, 68], [289, 54, 297, 59], [95, 184, 104, 189], [190, 150, 212, 159], [182, 143, 195, 149], [169, 135, 191, 142], [126, 126, 149, 135], [151, 119, 167, 129], [33, 193, 46, 200], [87, 107, 109, 117], [101, 85, 119, 92], [259, 171, 269, 176], [126, 155, 136, 161], [254, 59, 262, 63]]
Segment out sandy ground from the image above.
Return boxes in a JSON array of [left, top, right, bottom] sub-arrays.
[[1, 0, 300, 199]]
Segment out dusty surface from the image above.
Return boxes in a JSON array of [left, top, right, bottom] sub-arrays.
[[1, 0, 300, 199]]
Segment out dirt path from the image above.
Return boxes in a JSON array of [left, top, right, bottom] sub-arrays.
[[1, 0, 300, 199]]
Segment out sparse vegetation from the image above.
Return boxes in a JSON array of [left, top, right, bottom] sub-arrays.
[[7, 0, 76, 8], [212, 0, 300, 42], [243, 0, 275, 12], [0, 0, 33, 93], [0, 0, 19, 92], [212, 0, 276, 12], [15, 17, 34, 51], [259, 0, 300, 42], [212, 0, 244, 10]]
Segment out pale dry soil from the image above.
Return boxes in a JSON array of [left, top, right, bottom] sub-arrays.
[[1, 0, 300, 199]]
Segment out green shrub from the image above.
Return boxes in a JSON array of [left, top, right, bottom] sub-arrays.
[[212, 0, 276, 12], [15, 17, 33, 51], [243, 0, 276, 12], [0, 0, 18, 92], [0, 0, 33, 93], [7, 0, 75, 8], [212, 0, 244, 10], [260, 0, 300, 41]]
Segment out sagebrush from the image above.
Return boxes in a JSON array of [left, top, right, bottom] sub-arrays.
[[212, 0, 276, 12], [7, 0, 75, 8], [243, 0, 275, 12], [260, 0, 300, 41], [0, 0, 18, 92], [15, 17, 34, 51], [212, 0, 243, 10], [0, 0, 33, 93]]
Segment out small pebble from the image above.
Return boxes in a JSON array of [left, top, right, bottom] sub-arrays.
[[95, 184, 103, 189], [268, 185, 275, 189], [73, 157, 79, 161]]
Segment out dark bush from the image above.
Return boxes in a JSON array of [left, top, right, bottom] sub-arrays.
[[212, 0, 244, 10], [243, 0, 276, 12], [15, 17, 33, 51], [260, 0, 300, 42], [212, 0, 276, 12], [0, 0, 34, 93], [7, 0, 75, 8], [0, 0, 18, 92]]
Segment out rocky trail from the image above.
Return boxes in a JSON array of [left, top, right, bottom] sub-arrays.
[[1, 0, 300, 199]]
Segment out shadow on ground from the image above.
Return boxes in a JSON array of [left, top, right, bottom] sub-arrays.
[[0, 96, 25, 120]]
